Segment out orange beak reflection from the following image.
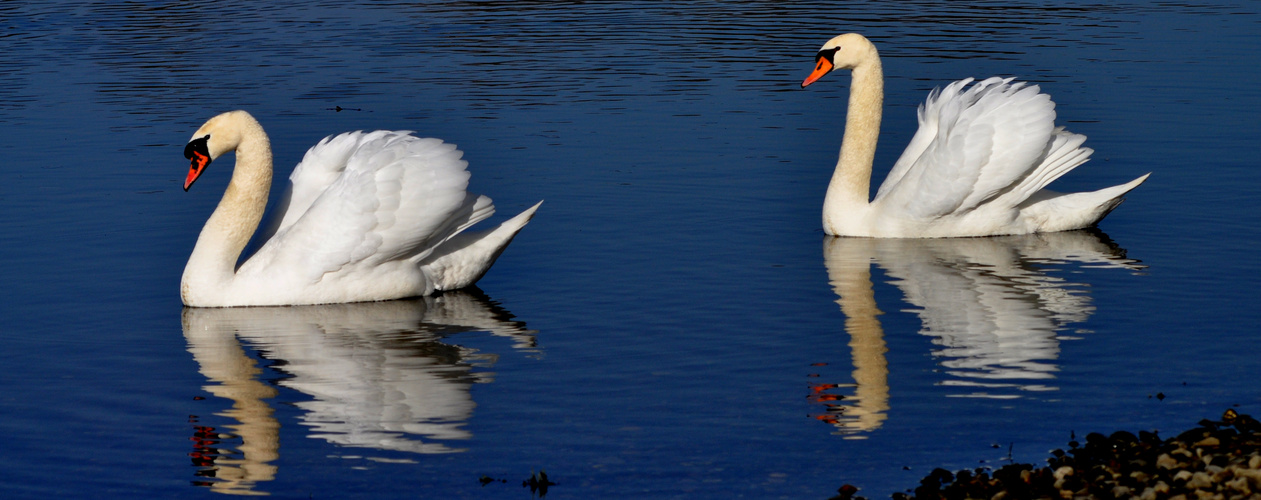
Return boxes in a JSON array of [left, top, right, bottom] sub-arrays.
[[802, 57, 834, 88]]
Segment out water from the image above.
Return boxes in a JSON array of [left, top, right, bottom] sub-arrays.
[[1, 1, 1259, 498]]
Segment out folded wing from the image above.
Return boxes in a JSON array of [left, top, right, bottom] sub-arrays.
[[240, 131, 492, 284], [874, 77, 1065, 220]]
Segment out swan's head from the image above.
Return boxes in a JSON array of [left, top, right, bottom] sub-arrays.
[[183, 110, 259, 191], [802, 33, 878, 88]]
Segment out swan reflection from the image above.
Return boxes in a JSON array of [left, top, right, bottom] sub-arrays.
[[815, 230, 1143, 435], [182, 291, 538, 495]]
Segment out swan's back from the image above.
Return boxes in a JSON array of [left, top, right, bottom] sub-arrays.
[[870, 77, 1145, 236], [874, 77, 1058, 219], [236, 131, 497, 301]]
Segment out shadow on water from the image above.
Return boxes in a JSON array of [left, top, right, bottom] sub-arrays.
[[181, 290, 537, 496], [812, 229, 1144, 437]]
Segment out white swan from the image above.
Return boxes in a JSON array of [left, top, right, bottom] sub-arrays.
[[801, 33, 1149, 238], [180, 110, 541, 307]]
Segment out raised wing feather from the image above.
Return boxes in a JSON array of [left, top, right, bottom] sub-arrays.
[[240, 131, 484, 284], [250, 132, 375, 248], [282, 131, 383, 232], [874, 77, 1057, 219]]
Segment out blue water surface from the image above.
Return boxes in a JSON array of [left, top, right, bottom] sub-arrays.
[[0, 1, 1259, 498]]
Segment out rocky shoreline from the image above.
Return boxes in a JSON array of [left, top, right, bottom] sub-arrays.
[[836, 409, 1261, 500]]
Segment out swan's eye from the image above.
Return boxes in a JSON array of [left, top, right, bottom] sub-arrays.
[[816, 47, 841, 65], [185, 135, 210, 160]]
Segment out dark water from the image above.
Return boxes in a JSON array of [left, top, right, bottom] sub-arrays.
[[1, 1, 1259, 498]]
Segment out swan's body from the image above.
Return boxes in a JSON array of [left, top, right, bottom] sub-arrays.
[[180, 110, 541, 307], [802, 33, 1148, 238]]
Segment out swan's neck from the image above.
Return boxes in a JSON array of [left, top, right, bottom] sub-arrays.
[[823, 60, 883, 235], [182, 124, 272, 302]]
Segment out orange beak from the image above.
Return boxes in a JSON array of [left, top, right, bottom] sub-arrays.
[[183, 135, 211, 192], [801, 57, 834, 88], [184, 151, 211, 191]]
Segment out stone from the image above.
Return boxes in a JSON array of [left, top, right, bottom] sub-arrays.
[[1186, 471, 1213, 489], [1194, 436, 1221, 447]]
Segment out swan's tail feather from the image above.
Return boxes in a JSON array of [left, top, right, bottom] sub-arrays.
[[1019, 173, 1150, 232], [420, 201, 543, 291]]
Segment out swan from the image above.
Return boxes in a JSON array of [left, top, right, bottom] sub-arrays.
[[179, 110, 541, 307], [801, 33, 1149, 238]]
